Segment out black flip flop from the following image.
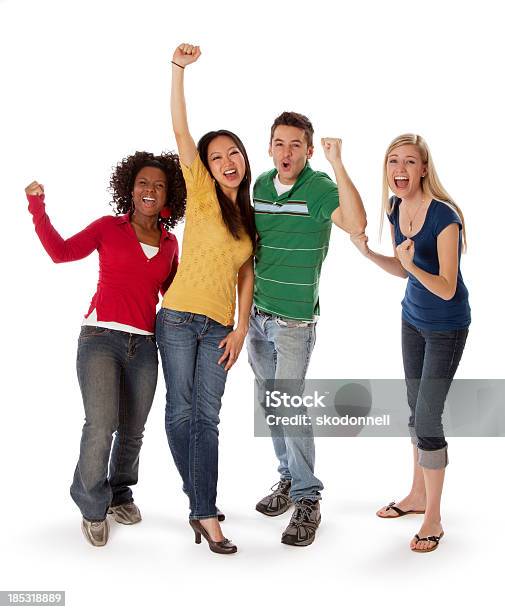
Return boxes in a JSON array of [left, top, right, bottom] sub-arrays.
[[411, 531, 444, 553], [377, 500, 426, 518]]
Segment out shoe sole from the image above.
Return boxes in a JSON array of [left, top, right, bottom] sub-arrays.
[[377, 510, 425, 519], [255, 502, 293, 517], [281, 536, 316, 547], [411, 542, 440, 553]]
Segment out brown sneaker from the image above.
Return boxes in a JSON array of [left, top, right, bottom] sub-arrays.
[[108, 502, 142, 525], [281, 499, 321, 546], [81, 518, 109, 547], [256, 480, 293, 517]]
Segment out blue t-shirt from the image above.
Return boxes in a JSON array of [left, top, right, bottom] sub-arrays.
[[387, 197, 471, 331]]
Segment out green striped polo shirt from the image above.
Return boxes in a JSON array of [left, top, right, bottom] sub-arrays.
[[253, 163, 339, 320]]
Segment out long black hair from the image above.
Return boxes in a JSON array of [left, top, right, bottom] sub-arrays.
[[197, 130, 256, 250]]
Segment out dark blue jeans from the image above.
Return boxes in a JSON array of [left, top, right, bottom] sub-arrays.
[[156, 309, 232, 520], [70, 326, 158, 521], [401, 319, 469, 469]]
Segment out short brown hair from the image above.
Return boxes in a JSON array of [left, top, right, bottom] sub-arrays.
[[270, 111, 314, 147]]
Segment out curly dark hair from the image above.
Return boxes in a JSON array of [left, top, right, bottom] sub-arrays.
[[109, 151, 186, 230]]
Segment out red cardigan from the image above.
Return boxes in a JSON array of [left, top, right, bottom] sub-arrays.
[[27, 194, 179, 333]]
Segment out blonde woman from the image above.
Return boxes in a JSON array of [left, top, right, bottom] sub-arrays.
[[352, 134, 470, 552]]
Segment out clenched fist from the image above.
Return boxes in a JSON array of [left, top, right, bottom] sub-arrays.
[[396, 238, 415, 270], [25, 181, 44, 196], [173, 43, 201, 68], [350, 231, 370, 257], [321, 138, 342, 164]]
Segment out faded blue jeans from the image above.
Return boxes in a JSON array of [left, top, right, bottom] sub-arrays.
[[156, 308, 232, 520], [70, 326, 158, 521], [246, 306, 323, 502]]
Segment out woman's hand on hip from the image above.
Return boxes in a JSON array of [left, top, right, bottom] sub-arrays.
[[218, 328, 247, 371]]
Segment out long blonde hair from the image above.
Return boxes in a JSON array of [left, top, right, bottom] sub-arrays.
[[380, 134, 467, 251]]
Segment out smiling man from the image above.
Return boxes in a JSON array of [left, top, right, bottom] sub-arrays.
[[247, 111, 366, 546]]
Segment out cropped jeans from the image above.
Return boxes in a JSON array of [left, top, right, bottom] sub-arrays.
[[401, 319, 469, 470], [156, 308, 232, 520], [70, 326, 158, 521], [246, 306, 323, 502]]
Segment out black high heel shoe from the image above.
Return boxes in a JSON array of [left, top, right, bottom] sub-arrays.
[[189, 519, 237, 554]]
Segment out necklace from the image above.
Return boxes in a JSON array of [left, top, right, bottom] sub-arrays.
[[403, 198, 425, 233]]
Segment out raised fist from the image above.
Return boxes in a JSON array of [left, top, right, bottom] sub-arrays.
[[25, 181, 44, 196], [172, 43, 201, 68], [321, 137, 342, 163]]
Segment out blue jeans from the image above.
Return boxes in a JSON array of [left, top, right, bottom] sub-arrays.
[[70, 326, 158, 521], [401, 319, 469, 469], [246, 307, 323, 502], [156, 308, 232, 520]]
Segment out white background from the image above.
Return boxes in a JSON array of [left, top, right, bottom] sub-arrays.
[[1, 0, 503, 609]]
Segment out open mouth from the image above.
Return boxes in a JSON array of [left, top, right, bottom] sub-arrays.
[[394, 176, 409, 189], [223, 169, 238, 180], [142, 196, 156, 207], [281, 160, 291, 172]]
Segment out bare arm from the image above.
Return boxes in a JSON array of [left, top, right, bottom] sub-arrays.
[[396, 223, 460, 300], [171, 43, 201, 167], [351, 223, 408, 278], [321, 138, 367, 235], [235, 256, 254, 335], [218, 257, 254, 371]]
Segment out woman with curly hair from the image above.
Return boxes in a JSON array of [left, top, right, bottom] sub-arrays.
[[155, 43, 255, 554], [25, 151, 185, 547]]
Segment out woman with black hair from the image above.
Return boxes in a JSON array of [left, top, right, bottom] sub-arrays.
[[25, 152, 185, 547], [156, 43, 255, 554]]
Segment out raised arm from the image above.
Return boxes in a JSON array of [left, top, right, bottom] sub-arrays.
[[351, 223, 409, 278], [321, 138, 367, 236], [171, 43, 202, 167], [25, 181, 100, 263]]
